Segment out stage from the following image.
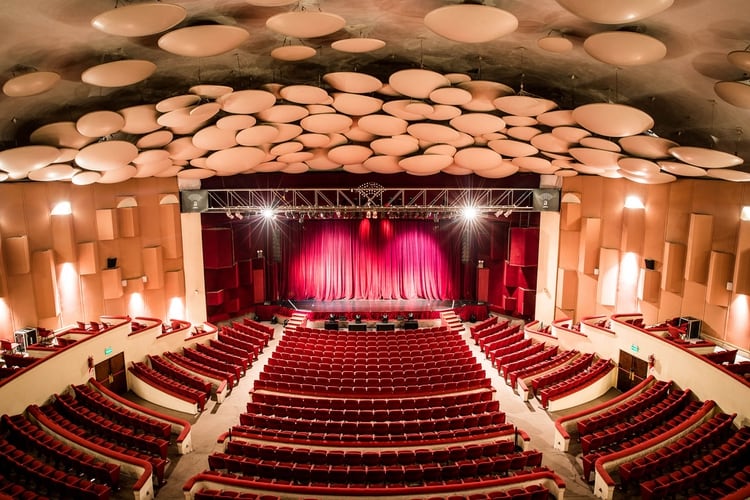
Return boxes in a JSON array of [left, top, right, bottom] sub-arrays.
[[255, 299, 490, 323]]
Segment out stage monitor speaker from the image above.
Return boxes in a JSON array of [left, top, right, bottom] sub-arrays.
[[181, 190, 209, 213], [404, 320, 419, 330], [532, 188, 560, 212], [106, 257, 117, 269], [376, 322, 395, 332], [349, 323, 367, 332], [324, 321, 339, 331]]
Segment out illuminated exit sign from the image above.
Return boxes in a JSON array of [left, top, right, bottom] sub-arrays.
[[104, 346, 113, 355], [630, 344, 639, 353]]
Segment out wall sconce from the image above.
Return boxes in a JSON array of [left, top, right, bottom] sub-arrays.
[[256, 249, 264, 258], [648, 354, 655, 369], [141, 275, 148, 284], [741, 206, 750, 221], [624, 195, 645, 209], [51, 201, 72, 215], [477, 260, 484, 268]]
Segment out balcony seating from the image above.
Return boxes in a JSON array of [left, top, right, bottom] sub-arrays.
[[147, 355, 213, 395], [183, 346, 242, 381], [504, 346, 562, 386], [163, 351, 236, 387], [530, 353, 594, 394], [129, 361, 209, 411], [491, 342, 545, 369], [216, 333, 261, 360], [537, 359, 615, 409]]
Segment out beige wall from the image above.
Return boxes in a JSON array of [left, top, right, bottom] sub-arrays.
[[555, 177, 750, 352], [0, 178, 185, 341]]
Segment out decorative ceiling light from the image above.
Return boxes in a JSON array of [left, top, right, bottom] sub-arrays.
[[91, 3, 186, 37], [158, 25, 250, 57], [81, 59, 156, 87], [266, 11, 346, 38], [75, 110, 126, 138], [572, 103, 654, 137], [2, 70, 60, 97], [668, 146, 743, 169], [245, 0, 297, 6], [555, 0, 674, 24], [583, 31, 667, 66], [331, 38, 386, 53], [271, 45, 317, 61], [537, 32, 573, 53], [388, 69, 450, 99], [714, 80, 750, 109], [424, 4, 518, 43]]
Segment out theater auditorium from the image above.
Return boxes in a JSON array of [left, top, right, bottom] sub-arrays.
[[0, 1, 749, 499]]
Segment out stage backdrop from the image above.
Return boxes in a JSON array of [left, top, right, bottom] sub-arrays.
[[280, 219, 463, 301]]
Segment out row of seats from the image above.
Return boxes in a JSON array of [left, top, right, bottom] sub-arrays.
[[469, 317, 507, 341], [267, 348, 472, 366], [409, 485, 549, 500], [241, 317, 274, 337], [194, 490, 278, 500], [266, 354, 475, 372], [164, 351, 237, 387], [581, 399, 708, 481], [618, 411, 736, 490], [227, 421, 516, 446], [0, 472, 49, 500], [1, 353, 40, 368], [239, 411, 507, 435], [537, 359, 615, 408], [485, 338, 532, 361], [183, 346, 243, 381], [491, 342, 546, 367], [229, 323, 271, 345], [2, 413, 120, 487], [28, 403, 167, 483], [576, 380, 672, 436], [196, 342, 250, 371], [207, 452, 546, 486], [480, 330, 524, 356], [246, 399, 501, 422], [250, 389, 495, 411], [53, 393, 169, 460], [639, 426, 750, 500], [261, 364, 481, 380], [148, 355, 213, 395], [703, 464, 750, 499], [505, 348, 568, 388], [702, 349, 738, 365], [276, 338, 468, 356], [222, 326, 269, 350], [530, 353, 594, 393], [580, 389, 692, 454], [223, 439, 516, 466], [253, 377, 492, 396], [216, 332, 261, 360], [0, 438, 111, 500], [476, 323, 520, 349], [209, 338, 255, 362], [287, 325, 449, 339], [72, 382, 172, 439], [130, 361, 209, 411]]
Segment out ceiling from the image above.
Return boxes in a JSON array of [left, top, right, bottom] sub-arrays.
[[1, 0, 749, 186]]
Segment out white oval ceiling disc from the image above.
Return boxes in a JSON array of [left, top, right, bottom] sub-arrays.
[[619, 135, 679, 159], [2, 71, 60, 97], [158, 25, 250, 57], [72, 170, 102, 185], [328, 145, 373, 165], [91, 3, 186, 37], [266, 11, 346, 38], [572, 103, 654, 137], [537, 36, 573, 53], [669, 146, 743, 168], [218, 89, 277, 114], [323, 72, 383, 94], [0, 145, 60, 175], [584, 32, 667, 66], [271, 45, 317, 61], [424, 4, 518, 43], [555, 0, 674, 24], [389, 69, 450, 99], [454, 147, 504, 170], [76, 141, 139, 171], [714, 81, 750, 109], [30, 122, 96, 149], [81, 60, 156, 87], [280, 85, 331, 104], [331, 38, 386, 53], [357, 114, 408, 136], [119, 104, 161, 134], [76, 110, 126, 138], [28, 163, 78, 181]]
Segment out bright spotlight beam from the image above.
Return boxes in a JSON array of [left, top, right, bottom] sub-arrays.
[[462, 206, 478, 221]]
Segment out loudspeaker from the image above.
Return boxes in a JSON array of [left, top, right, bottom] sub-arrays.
[[404, 320, 419, 330], [644, 258, 656, 270], [180, 190, 209, 213], [349, 323, 367, 332], [532, 188, 560, 211], [106, 257, 117, 269], [324, 321, 339, 330], [376, 323, 395, 331]]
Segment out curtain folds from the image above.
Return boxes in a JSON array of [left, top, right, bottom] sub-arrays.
[[281, 219, 461, 301]]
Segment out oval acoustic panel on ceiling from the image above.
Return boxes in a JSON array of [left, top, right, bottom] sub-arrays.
[[537, 35, 573, 53], [714, 81, 750, 109], [266, 11, 346, 38], [619, 135, 678, 159], [572, 103, 654, 137], [81, 60, 156, 87], [2, 71, 60, 97], [75, 141, 138, 171], [30, 122, 95, 149], [555, 0, 674, 24], [91, 2, 186, 37], [323, 72, 383, 94], [331, 38, 386, 53], [389, 69, 450, 99], [424, 4, 518, 43], [669, 146, 743, 168], [76, 110, 125, 138], [158, 25, 250, 57], [583, 31, 667, 66], [271, 45, 317, 61], [0, 145, 60, 176]]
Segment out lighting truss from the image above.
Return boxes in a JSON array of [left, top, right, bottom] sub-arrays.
[[202, 186, 552, 218]]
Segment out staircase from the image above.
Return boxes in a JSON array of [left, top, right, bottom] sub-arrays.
[[440, 310, 464, 334], [284, 311, 308, 332]]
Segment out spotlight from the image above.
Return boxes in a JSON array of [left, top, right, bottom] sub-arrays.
[[503, 209, 513, 217], [261, 207, 275, 218], [462, 206, 478, 220], [355, 314, 362, 324], [226, 211, 235, 219], [381, 314, 388, 323], [407, 312, 414, 320], [624, 195, 645, 209], [235, 212, 244, 220]]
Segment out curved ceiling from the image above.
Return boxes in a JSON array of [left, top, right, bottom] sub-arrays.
[[0, 0, 749, 186]]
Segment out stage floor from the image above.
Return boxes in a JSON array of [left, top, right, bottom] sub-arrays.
[[279, 299, 473, 314]]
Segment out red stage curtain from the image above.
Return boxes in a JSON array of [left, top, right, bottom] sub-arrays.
[[281, 219, 462, 300]]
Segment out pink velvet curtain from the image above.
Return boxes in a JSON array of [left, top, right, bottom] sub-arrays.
[[281, 219, 462, 300]]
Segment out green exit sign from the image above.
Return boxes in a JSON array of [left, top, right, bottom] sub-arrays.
[[630, 344, 639, 353], [104, 346, 113, 355]]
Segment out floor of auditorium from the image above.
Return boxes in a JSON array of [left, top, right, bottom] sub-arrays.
[[128, 316, 611, 500]]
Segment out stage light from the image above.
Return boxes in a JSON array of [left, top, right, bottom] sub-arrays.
[[355, 314, 362, 323], [226, 211, 234, 219], [235, 212, 244, 220], [381, 314, 388, 323], [50, 201, 72, 215], [261, 207, 275, 218], [462, 206, 478, 221]]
